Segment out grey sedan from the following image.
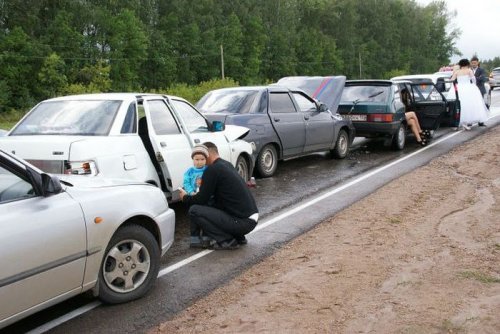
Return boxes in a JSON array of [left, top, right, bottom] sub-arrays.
[[197, 77, 355, 177]]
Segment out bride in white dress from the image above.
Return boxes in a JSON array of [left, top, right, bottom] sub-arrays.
[[450, 58, 489, 130]]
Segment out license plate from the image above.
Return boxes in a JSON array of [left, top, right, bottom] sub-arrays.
[[342, 114, 367, 121]]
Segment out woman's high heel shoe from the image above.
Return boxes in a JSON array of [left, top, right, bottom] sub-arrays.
[[418, 137, 428, 147]]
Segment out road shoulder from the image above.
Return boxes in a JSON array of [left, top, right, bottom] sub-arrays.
[[152, 126, 500, 334]]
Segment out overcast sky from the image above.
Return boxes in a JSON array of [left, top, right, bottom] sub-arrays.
[[415, 0, 500, 63]]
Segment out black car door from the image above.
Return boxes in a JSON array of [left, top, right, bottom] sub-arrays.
[[410, 83, 447, 130]]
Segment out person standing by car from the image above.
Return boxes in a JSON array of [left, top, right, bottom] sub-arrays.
[[470, 56, 489, 115], [179, 142, 259, 250], [450, 58, 489, 130]]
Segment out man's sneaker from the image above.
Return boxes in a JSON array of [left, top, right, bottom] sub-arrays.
[[235, 236, 248, 245], [478, 122, 486, 127], [212, 238, 239, 250]]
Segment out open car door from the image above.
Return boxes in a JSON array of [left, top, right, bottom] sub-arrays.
[[409, 82, 447, 131], [141, 96, 192, 193]]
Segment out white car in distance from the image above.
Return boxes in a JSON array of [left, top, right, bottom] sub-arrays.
[[0, 93, 253, 201]]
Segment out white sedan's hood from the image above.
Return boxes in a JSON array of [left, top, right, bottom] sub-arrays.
[[223, 125, 250, 141]]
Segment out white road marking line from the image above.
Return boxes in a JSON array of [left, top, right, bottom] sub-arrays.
[[24, 128, 480, 333], [26, 301, 101, 334]]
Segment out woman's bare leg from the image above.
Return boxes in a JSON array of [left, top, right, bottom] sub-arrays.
[[407, 119, 422, 142], [406, 111, 423, 133]]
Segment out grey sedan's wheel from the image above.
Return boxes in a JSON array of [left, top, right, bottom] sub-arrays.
[[256, 144, 278, 178], [235, 155, 250, 181], [391, 123, 406, 150], [98, 225, 160, 304], [331, 129, 349, 159]]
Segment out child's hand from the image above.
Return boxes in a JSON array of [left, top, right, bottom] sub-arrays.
[[178, 187, 187, 200]]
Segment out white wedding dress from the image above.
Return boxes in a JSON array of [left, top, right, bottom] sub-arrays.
[[456, 75, 488, 125]]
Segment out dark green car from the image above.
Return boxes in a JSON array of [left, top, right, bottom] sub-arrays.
[[338, 80, 457, 150]]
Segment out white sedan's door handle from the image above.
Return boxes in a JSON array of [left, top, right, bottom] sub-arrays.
[[160, 142, 167, 147]]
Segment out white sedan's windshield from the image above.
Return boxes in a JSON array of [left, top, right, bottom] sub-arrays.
[[10, 100, 121, 136]]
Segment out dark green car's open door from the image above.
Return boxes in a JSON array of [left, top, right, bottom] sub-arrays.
[[409, 82, 447, 131]]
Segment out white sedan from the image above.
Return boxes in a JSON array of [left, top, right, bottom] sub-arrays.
[[0, 150, 175, 329], [0, 93, 253, 202]]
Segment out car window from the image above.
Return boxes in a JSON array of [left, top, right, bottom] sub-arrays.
[[341, 86, 390, 103], [171, 99, 209, 133], [412, 84, 443, 102], [0, 165, 35, 203], [10, 100, 121, 136], [120, 102, 137, 134], [292, 92, 317, 112], [147, 99, 181, 135], [196, 90, 258, 114], [269, 92, 297, 113]]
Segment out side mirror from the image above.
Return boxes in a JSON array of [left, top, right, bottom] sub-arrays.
[[318, 103, 329, 112], [211, 121, 225, 132], [41, 173, 63, 196]]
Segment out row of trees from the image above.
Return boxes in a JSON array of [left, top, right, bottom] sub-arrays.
[[1, 0, 461, 111]]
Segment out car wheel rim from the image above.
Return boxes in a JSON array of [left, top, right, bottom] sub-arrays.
[[398, 127, 405, 146], [103, 239, 151, 293], [339, 134, 348, 154], [237, 159, 248, 179], [261, 149, 275, 172]]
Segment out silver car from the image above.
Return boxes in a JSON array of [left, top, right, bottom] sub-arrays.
[[0, 150, 175, 329], [489, 67, 500, 91]]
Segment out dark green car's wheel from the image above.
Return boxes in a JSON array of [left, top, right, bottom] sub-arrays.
[[391, 123, 406, 150], [98, 225, 160, 304]]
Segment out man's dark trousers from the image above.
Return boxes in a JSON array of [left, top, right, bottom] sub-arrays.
[[189, 204, 257, 242]]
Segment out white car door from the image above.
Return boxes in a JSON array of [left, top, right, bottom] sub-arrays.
[[0, 163, 86, 326], [169, 98, 232, 163], [142, 97, 192, 191]]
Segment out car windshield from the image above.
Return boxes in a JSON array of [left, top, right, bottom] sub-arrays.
[[341, 85, 390, 103], [10, 100, 121, 136], [197, 90, 258, 114]]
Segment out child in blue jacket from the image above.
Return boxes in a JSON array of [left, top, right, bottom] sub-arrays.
[[183, 144, 209, 195]]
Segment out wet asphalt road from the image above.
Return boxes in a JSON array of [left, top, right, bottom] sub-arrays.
[[4, 92, 500, 334]]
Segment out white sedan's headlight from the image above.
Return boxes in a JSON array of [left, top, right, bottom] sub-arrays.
[[65, 160, 99, 175]]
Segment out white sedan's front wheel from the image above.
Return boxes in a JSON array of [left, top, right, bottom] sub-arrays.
[[98, 225, 160, 304], [236, 155, 250, 181]]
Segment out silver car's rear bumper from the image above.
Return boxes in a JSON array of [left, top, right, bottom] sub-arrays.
[[156, 208, 176, 256]]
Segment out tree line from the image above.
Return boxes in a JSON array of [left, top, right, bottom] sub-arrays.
[[0, 0, 464, 112]]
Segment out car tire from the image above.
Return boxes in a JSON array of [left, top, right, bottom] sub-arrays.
[[391, 123, 406, 150], [235, 155, 250, 181], [331, 129, 349, 159], [98, 225, 160, 304], [256, 144, 278, 178]]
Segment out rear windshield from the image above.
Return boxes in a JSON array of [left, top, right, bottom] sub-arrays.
[[10, 100, 121, 136], [341, 85, 390, 103], [197, 90, 259, 114]]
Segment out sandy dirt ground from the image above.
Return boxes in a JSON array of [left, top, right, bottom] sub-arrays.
[[151, 126, 500, 334]]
